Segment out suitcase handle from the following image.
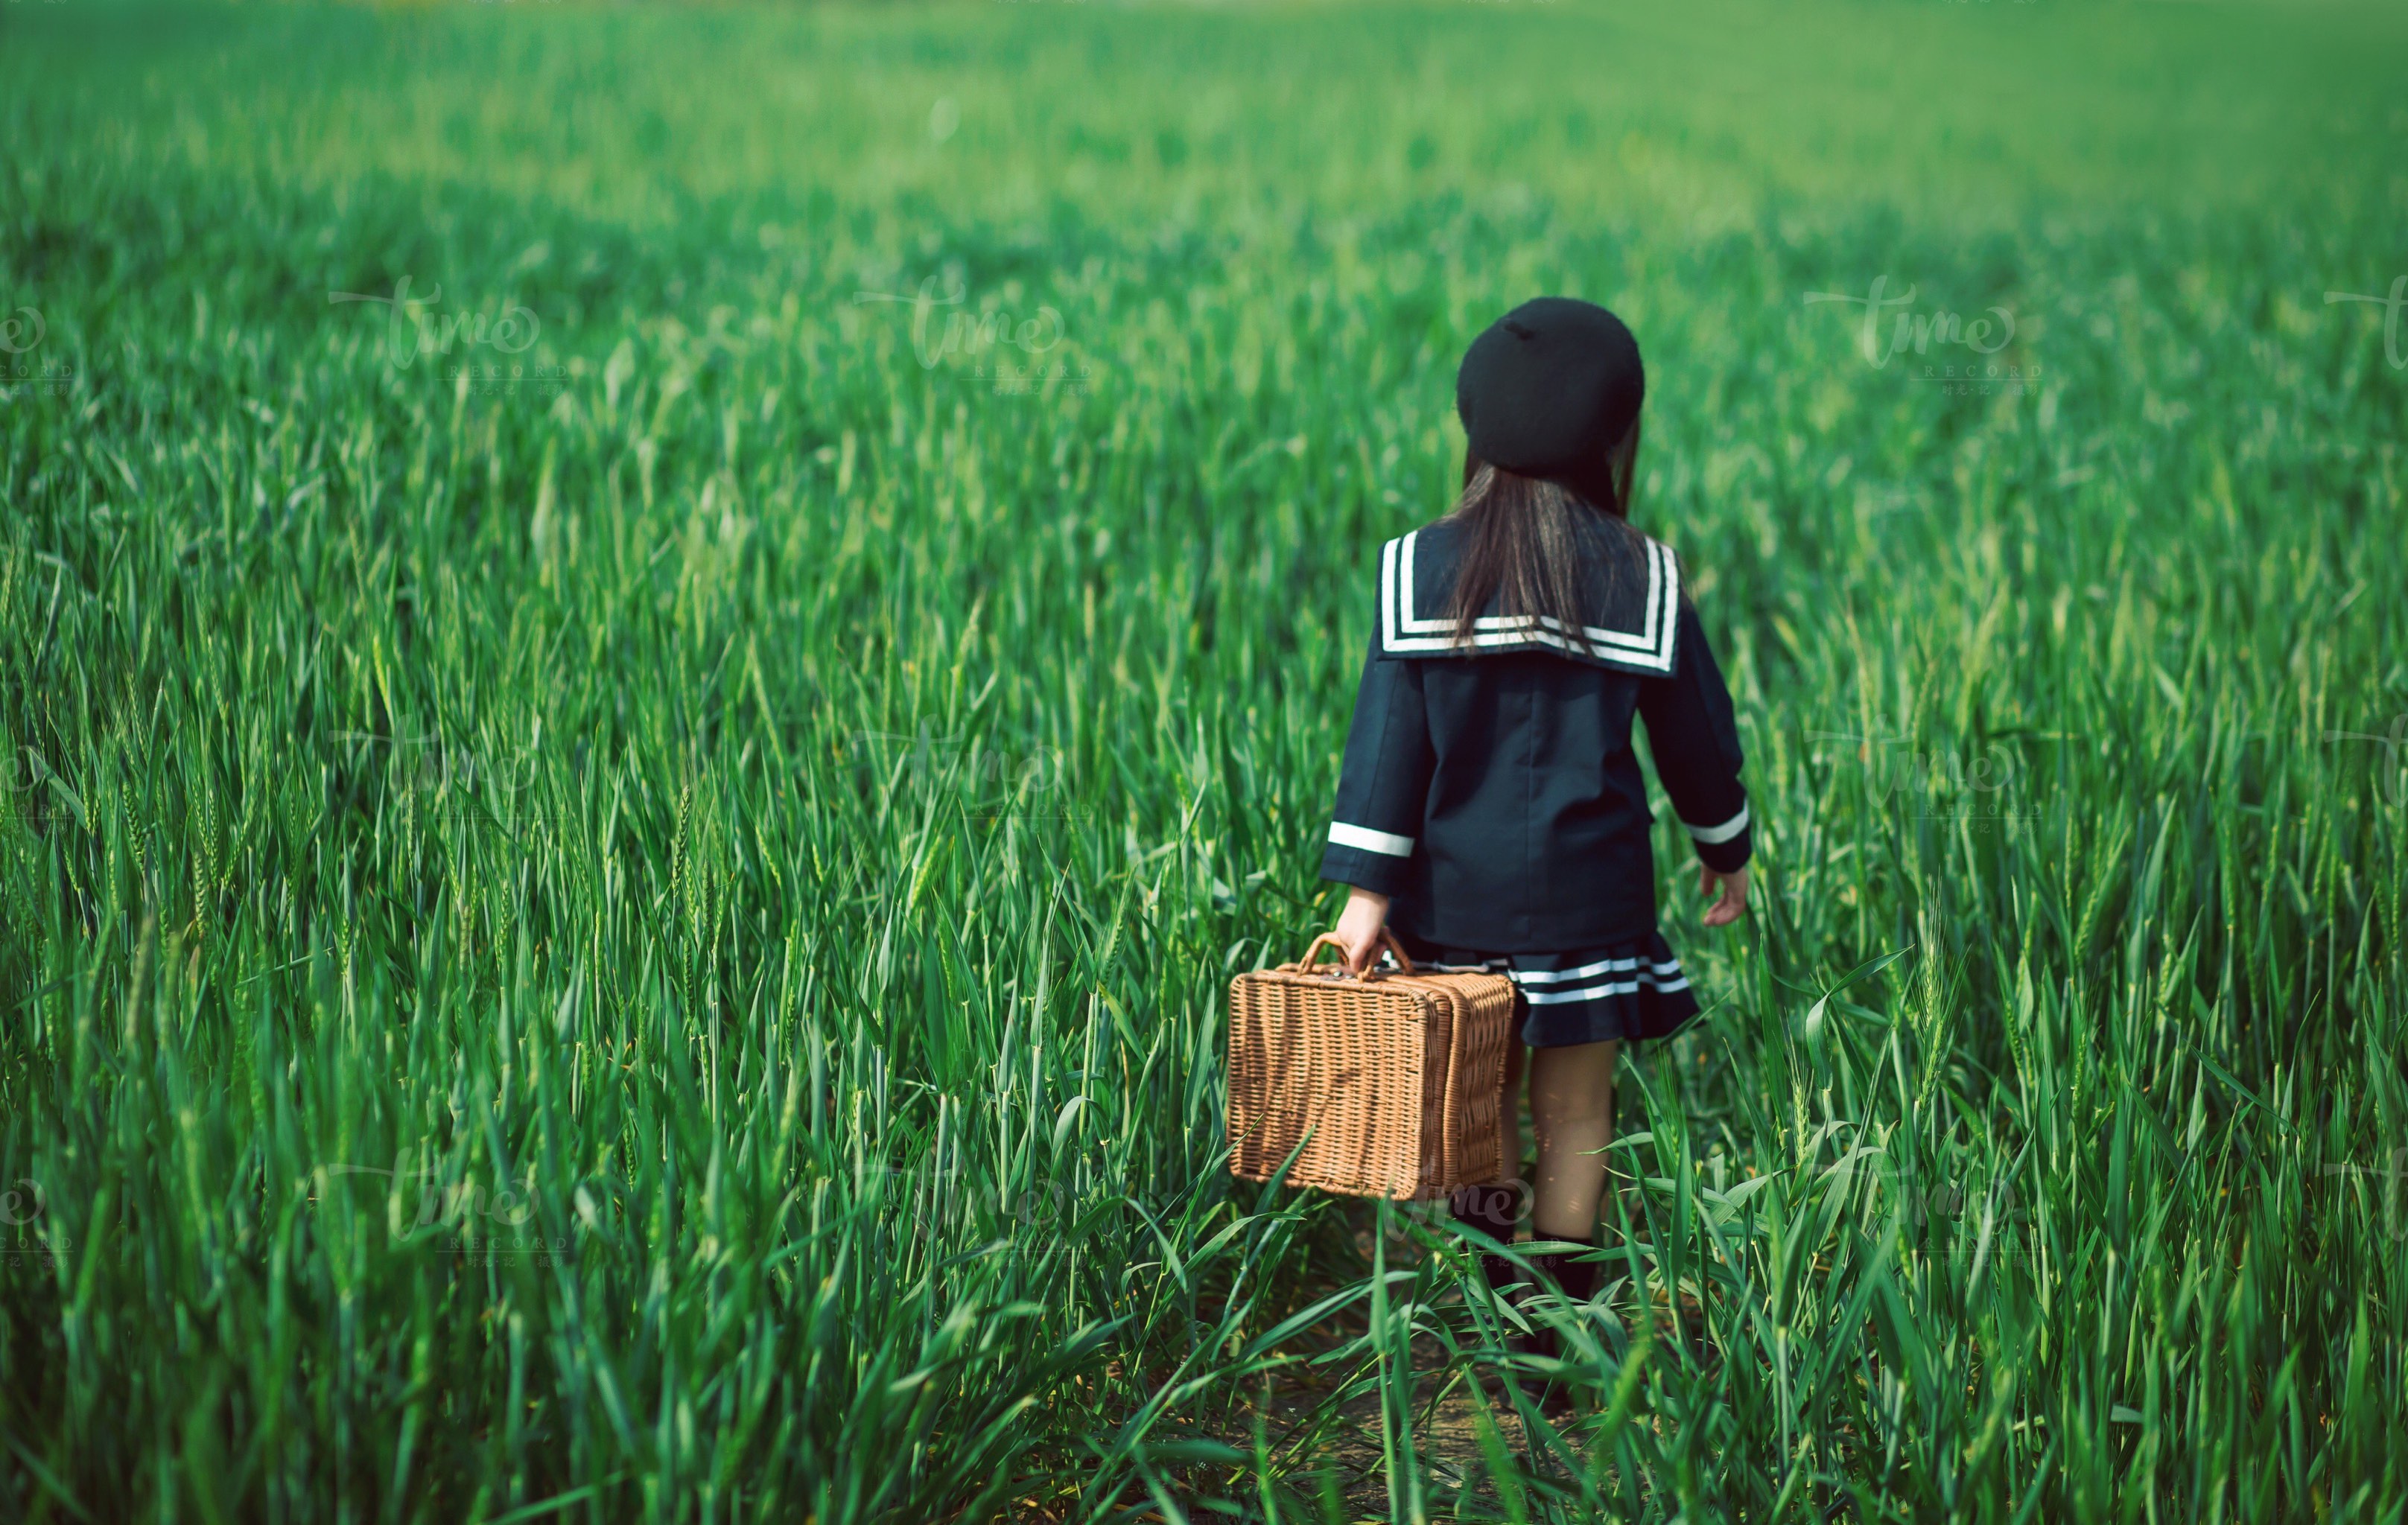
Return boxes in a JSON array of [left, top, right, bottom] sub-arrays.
[[1294, 929, 1416, 979]]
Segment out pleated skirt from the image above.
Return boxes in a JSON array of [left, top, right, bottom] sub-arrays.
[[1384, 929, 1702, 1048]]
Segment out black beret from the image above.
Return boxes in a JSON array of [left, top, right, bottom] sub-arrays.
[[1455, 297, 1645, 477]]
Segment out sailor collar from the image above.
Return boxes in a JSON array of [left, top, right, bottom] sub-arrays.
[[1376, 518, 1680, 675]]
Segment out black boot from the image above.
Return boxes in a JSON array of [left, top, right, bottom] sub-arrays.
[[1525, 1239, 1601, 1415], [1448, 1179, 1528, 1297], [1536, 1241, 1603, 1304]]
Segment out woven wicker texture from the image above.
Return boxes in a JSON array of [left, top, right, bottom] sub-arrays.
[[1227, 932, 1517, 1200]]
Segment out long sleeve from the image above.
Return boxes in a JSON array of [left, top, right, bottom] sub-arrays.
[[1318, 629, 1437, 897], [1636, 596, 1753, 874]]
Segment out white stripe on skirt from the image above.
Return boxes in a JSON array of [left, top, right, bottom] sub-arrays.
[[1396, 955, 1691, 1003]]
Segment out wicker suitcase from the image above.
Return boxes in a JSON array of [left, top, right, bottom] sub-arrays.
[[1227, 932, 1518, 1200]]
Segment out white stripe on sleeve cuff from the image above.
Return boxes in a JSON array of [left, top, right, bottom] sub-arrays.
[[1683, 802, 1750, 845], [1329, 821, 1415, 857]]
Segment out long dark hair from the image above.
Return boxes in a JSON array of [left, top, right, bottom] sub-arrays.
[[1439, 421, 1645, 655]]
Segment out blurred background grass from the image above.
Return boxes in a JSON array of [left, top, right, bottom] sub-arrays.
[[13, 0, 2407, 223], [1, 0, 2404, 1521]]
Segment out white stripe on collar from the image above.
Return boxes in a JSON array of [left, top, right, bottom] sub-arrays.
[[1378, 529, 1678, 673]]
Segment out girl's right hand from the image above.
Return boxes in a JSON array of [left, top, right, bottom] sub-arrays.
[[1700, 865, 1749, 928], [1335, 885, 1392, 974]]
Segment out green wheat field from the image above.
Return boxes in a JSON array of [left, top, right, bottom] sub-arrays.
[[2, 0, 2405, 1519]]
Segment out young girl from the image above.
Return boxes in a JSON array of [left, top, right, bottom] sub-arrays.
[[1321, 296, 1753, 1319]]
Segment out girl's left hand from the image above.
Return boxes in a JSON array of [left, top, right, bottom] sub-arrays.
[[1335, 886, 1391, 974]]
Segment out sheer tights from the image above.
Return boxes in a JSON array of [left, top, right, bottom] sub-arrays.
[[1492, 1038, 1618, 1243]]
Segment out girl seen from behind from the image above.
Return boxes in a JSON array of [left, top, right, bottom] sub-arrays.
[[1319, 296, 1753, 1363]]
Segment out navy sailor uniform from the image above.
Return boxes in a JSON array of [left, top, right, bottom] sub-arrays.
[[1318, 512, 1752, 1046]]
